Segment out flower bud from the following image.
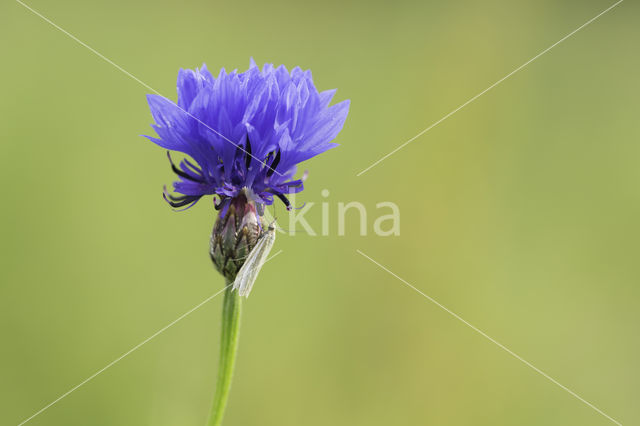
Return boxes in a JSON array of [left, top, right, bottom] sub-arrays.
[[210, 192, 265, 281]]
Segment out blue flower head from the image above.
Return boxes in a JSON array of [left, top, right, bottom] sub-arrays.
[[145, 60, 350, 216]]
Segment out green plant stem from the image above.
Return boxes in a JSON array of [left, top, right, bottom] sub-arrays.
[[207, 283, 242, 426]]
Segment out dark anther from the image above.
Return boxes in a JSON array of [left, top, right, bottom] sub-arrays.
[[167, 152, 204, 183], [270, 190, 291, 211], [244, 136, 252, 170], [163, 191, 201, 208], [214, 196, 226, 211], [267, 150, 281, 177]]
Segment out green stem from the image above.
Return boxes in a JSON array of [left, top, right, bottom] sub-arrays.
[[207, 283, 242, 426]]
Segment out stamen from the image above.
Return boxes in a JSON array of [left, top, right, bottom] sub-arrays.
[[266, 150, 281, 177], [167, 151, 205, 183], [244, 136, 252, 170], [214, 196, 227, 211], [162, 187, 201, 208], [182, 157, 203, 175], [269, 189, 292, 211]]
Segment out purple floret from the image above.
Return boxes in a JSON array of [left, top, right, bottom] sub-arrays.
[[145, 59, 349, 214]]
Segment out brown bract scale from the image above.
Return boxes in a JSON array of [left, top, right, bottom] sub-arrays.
[[210, 192, 266, 281]]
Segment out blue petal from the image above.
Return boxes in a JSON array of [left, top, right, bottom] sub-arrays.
[[144, 61, 350, 211]]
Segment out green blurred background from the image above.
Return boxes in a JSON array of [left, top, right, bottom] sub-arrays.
[[1, 0, 638, 425]]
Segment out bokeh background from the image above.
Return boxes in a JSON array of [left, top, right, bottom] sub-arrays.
[[1, 0, 638, 425]]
